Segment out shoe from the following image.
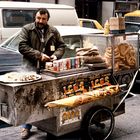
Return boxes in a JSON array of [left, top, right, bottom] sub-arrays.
[[21, 128, 30, 139]]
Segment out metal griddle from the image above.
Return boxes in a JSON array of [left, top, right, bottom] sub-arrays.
[[0, 72, 42, 84]]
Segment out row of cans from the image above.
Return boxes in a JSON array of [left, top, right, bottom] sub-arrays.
[[46, 57, 84, 72]]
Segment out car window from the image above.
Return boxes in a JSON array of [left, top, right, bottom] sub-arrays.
[[2, 35, 20, 51], [2, 9, 36, 27], [82, 21, 96, 29], [82, 34, 109, 57], [63, 35, 82, 58], [125, 23, 140, 32]]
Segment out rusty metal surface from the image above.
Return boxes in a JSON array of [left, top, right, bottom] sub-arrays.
[[0, 74, 58, 125], [32, 93, 125, 136]]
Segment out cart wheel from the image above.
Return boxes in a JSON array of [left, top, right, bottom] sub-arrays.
[[81, 106, 115, 140]]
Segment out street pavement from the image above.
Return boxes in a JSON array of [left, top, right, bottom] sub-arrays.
[[0, 93, 140, 140], [110, 93, 140, 140]]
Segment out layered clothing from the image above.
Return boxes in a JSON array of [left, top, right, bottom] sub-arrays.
[[19, 22, 66, 69]]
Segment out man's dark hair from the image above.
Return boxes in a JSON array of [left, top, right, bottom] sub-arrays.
[[36, 8, 50, 19]]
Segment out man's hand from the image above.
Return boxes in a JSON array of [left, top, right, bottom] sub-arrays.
[[50, 55, 57, 61], [41, 54, 50, 62]]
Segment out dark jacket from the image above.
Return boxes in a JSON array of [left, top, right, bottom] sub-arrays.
[[19, 22, 66, 70]]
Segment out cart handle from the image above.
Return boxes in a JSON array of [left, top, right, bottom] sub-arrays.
[[113, 69, 139, 113], [119, 84, 127, 88]]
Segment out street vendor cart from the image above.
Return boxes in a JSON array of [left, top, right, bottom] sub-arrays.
[[0, 33, 139, 140]]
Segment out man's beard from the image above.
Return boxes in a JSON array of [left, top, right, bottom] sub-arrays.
[[36, 23, 46, 29]]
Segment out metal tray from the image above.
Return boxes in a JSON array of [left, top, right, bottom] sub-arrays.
[[0, 72, 42, 84]]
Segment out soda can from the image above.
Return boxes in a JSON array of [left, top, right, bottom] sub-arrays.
[[63, 59, 67, 70], [66, 58, 71, 70], [45, 62, 53, 70], [75, 56, 80, 68], [59, 59, 64, 71], [71, 57, 75, 69], [53, 60, 60, 72]]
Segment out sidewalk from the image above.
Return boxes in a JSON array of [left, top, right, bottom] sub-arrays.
[[0, 125, 47, 140], [110, 94, 140, 140]]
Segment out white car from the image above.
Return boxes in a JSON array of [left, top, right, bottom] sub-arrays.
[[0, 26, 103, 74]]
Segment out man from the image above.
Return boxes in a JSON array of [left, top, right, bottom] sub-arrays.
[[18, 8, 66, 139], [19, 8, 66, 71]]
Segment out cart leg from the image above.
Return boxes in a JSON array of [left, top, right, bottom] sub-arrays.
[[81, 106, 115, 140]]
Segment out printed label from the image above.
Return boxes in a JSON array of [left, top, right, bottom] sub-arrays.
[[60, 107, 81, 126], [50, 45, 55, 51]]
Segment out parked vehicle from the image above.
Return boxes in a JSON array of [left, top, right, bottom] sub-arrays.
[[79, 18, 103, 30], [124, 10, 140, 33], [0, 26, 103, 74], [0, 1, 79, 43]]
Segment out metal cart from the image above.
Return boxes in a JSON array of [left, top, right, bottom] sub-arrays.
[[0, 68, 128, 140], [0, 33, 139, 140]]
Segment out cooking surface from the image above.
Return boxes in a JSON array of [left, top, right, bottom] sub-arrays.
[[0, 72, 42, 83]]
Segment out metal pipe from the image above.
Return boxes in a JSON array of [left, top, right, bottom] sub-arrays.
[[113, 69, 139, 113]]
